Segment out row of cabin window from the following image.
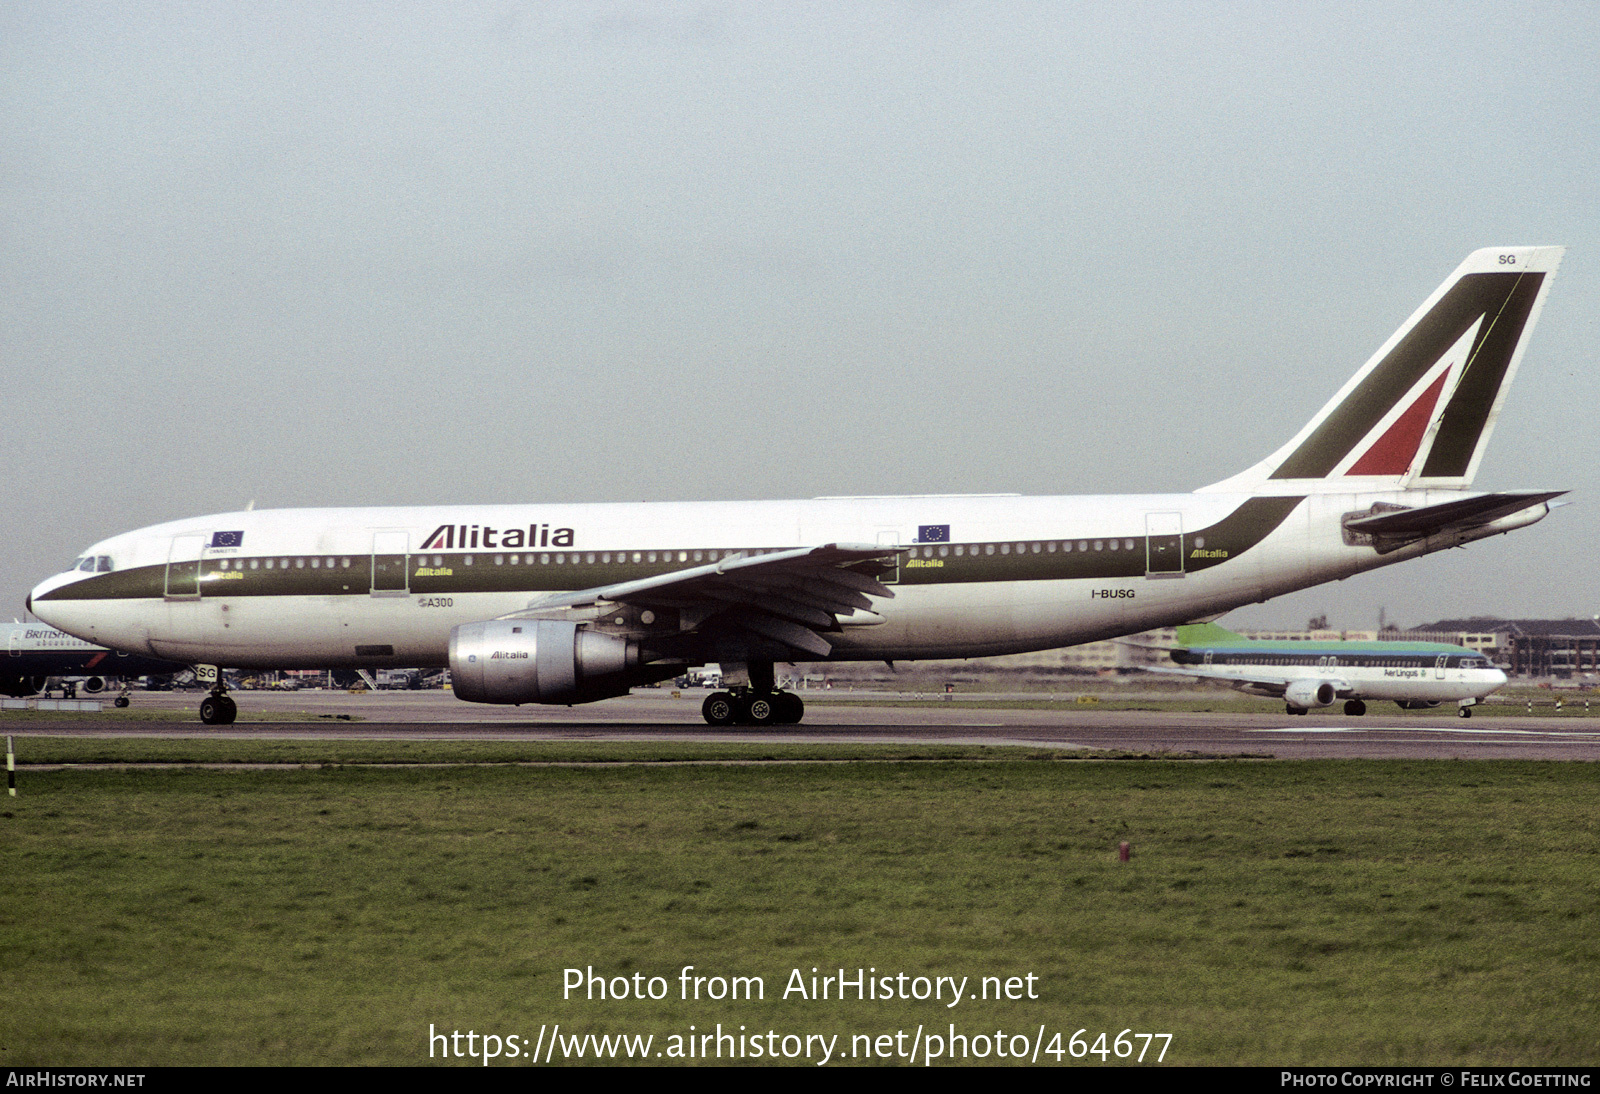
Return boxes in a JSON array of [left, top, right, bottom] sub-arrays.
[[1221, 656, 1484, 668], [912, 536, 1205, 557], [407, 537, 1217, 570], [216, 557, 355, 571], [416, 548, 781, 569], [208, 536, 1213, 573]]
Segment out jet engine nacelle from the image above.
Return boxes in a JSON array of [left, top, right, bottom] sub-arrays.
[[1, 675, 48, 698], [449, 619, 639, 705], [81, 676, 106, 693], [1395, 699, 1442, 710], [1284, 679, 1338, 708]]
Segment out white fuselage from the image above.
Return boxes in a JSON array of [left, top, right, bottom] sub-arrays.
[[26, 488, 1514, 671], [1171, 647, 1508, 704]]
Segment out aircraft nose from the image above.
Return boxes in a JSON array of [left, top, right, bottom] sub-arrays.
[[27, 575, 68, 627]]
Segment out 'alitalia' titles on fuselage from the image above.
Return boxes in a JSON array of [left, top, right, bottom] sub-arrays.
[[419, 523, 576, 550]]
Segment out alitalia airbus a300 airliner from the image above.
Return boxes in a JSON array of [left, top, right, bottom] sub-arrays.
[[29, 247, 1568, 726]]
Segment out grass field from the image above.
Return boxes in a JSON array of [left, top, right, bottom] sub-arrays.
[[3, 743, 1597, 1066]]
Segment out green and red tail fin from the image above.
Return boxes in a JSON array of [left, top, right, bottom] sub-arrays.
[[1202, 247, 1564, 495]]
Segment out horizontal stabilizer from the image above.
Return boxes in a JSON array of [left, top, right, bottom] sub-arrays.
[[1343, 490, 1565, 542]]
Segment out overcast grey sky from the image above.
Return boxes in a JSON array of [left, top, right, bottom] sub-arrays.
[[4, 2, 1597, 634]]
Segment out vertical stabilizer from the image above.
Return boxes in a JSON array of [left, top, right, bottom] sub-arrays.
[[1201, 246, 1563, 494], [1175, 622, 1249, 647]]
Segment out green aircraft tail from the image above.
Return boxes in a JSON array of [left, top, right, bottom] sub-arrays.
[[1174, 622, 1249, 647]]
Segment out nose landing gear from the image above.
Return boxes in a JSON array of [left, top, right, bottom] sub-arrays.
[[194, 664, 237, 726], [199, 694, 237, 725]]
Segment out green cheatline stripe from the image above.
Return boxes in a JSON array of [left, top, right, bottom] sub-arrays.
[[40, 497, 1303, 602]]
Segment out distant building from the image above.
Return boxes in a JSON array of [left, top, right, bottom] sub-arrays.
[[1411, 618, 1600, 678]]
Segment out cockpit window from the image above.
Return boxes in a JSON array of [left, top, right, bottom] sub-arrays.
[[96, 556, 113, 572], [76, 557, 95, 572]]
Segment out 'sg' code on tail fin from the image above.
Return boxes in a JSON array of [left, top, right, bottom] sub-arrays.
[[1203, 247, 1564, 494]]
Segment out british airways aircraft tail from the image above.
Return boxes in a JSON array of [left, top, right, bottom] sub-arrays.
[[1202, 246, 1565, 495]]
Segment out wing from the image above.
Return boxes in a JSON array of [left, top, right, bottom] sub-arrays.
[[500, 543, 902, 658], [1146, 665, 1353, 699]]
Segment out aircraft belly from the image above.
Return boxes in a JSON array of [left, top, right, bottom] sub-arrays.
[[830, 566, 1276, 660], [140, 594, 497, 669], [1353, 677, 1496, 702]]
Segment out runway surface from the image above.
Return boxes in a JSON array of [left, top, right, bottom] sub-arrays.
[[8, 688, 1600, 759]]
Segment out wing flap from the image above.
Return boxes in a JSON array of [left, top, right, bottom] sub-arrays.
[[728, 611, 834, 657]]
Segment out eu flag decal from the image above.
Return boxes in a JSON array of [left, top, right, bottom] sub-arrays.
[[917, 525, 950, 543], [210, 530, 244, 548]]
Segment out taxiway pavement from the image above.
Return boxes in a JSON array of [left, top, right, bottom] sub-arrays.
[[7, 689, 1600, 760]]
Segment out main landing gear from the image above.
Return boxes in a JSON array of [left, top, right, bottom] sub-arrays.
[[1344, 699, 1367, 716], [699, 660, 804, 726], [701, 688, 804, 726]]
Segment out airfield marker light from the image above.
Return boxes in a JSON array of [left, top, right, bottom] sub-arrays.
[[1118, 841, 1131, 862], [7, 735, 14, 796]]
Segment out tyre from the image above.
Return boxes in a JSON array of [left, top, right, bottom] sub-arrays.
[[1344, 700, 1366, 716], [200, 695, 238, 726], [744, 694, 776, 727], [702, 692, 735, 726], [775, 692, 805, 725]]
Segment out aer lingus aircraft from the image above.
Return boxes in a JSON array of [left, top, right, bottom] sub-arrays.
[[28, 247, 1567, 726], [1152, 623, 1508, 718]]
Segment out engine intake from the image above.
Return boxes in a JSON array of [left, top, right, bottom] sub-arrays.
[[1284, 679, 1338, 708], [449, 620, 638, 705], [0, 675, 48, 698]]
